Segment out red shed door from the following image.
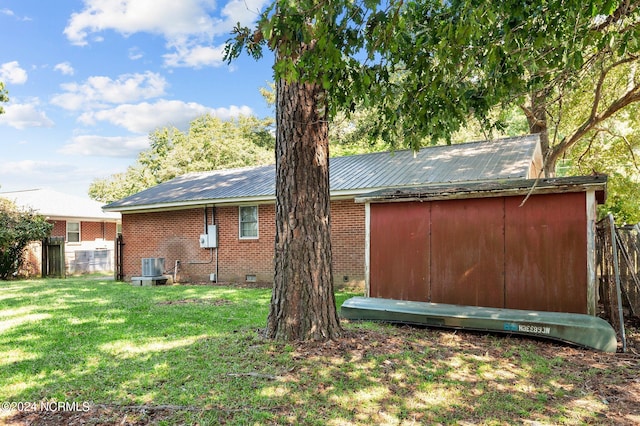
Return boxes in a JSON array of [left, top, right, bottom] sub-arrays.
[[430, 198, 505, 308], [504, 192, 588, 313], [369, 202, 430, 301]]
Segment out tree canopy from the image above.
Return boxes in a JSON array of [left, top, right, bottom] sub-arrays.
[[229, 1, 640, 164], [0, 81, 8, 114], [89, 114, 274, 203], [380, 1, 640, 174]]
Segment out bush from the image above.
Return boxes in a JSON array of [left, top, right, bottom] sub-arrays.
[[0, 197, 53, 279]]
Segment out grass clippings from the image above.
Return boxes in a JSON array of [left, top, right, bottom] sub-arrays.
[[0, 278, 638, 425]]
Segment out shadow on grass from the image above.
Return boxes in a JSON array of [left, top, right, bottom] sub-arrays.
[[0, 279, 637, 425]]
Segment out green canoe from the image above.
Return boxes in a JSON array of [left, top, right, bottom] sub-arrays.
[[340, 296, 618, 352]]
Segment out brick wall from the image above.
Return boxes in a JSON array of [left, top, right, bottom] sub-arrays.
[[49, 220, 66, 238], [121, 199, 366, 285], [104, 222, 117, 240], [330, 199, 366, 286], [47, 220, 118, 241], [122, 208, 209, 281], [216, 204, 275, 283]]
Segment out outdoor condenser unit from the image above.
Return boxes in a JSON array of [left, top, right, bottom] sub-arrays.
[[141, 257, 165, 276], [199, 225, 218, 248]]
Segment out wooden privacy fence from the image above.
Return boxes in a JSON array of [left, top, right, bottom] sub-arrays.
[[41, 236, 65, 278], [615, 223, 640, 318]]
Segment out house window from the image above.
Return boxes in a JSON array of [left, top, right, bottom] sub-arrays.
[[67, 221, 80, 242], [239, 206, 258, 239]]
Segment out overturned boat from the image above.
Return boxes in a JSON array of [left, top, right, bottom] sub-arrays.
[[340, 296, 618, 352]]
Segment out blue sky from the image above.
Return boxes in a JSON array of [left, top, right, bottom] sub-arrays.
[[0, 0, 274, 198]]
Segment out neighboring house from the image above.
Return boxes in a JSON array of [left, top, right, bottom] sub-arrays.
[[0, 188, 121, 276], [103, 134, 543, 285]]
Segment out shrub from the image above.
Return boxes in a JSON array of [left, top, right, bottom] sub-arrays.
[[0, 197, 53, 279]]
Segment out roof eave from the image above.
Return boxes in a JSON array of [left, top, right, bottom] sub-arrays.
[[355, 176, 608, 204], [104, 188, 390, 213], [46, 215, 121, 222], [103, 195, 277, 213]]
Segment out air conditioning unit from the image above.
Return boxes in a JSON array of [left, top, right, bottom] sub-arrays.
[[199, 225, 217, 248], [141, 258, 165, 276]]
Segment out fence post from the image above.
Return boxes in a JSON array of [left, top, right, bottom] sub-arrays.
[[608, 214, 627, 352]]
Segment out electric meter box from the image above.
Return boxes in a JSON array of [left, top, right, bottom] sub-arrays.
[[199, 225, 218, 248]]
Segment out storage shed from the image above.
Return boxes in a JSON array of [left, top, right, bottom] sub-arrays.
[[356, 176, 607, 315]]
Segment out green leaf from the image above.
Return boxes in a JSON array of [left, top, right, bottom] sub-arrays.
[[602, 0, 618, 15]]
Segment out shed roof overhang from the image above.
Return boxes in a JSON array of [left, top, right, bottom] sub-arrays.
[[354, 175, 607, 205]]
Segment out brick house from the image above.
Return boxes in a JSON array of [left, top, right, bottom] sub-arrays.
[[103, 135, 543, 285], [1, 188, 121, 276]]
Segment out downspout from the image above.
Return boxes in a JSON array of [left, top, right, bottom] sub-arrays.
[[364, 202, 370, 297], [213, 206, 218, 282]]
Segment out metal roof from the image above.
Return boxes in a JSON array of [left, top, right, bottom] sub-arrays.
[[104, 134, 540, 212], [355, 175, 608, 204], [1, 188, 121, 221]]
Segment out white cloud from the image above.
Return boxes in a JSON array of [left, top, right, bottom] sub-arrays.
[[78, 99, 253, 133], [60, 134, 149, 157], [0, 102, 54, 129], [128, 47, 144, 60], [54, 62, 75, 76], [161, 0, 268, 67], [64, 0, 220, 46], [63, 0, 270, 68], [162, 42, 226, 68], [51, 71, 168, 110], [0, 160, 102, 196], [0, 160, 68, 176], [221, 0, 265, 27], [0, 61, 28, 84], [1, 8, 31, 21]]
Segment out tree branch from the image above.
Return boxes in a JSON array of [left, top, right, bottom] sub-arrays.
[[591, 0, 637, 32], [550, 57, 640, 164]]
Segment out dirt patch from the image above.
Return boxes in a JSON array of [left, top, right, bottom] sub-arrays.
[[623, 315, 640, 354]]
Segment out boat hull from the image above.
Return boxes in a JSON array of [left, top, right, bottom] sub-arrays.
[[340, 296, 618, 352]]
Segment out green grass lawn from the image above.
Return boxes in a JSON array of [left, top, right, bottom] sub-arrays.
[[0, 278, 637, 425]]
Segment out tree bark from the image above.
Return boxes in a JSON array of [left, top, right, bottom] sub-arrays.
[[266, 77, 342, 341], [525, 88, 554, 177]]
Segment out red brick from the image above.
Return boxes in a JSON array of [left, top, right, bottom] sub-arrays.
[[121, 201, 365, 285]]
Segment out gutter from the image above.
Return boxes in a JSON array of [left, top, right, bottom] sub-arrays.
[[102, 187, 395, 214]]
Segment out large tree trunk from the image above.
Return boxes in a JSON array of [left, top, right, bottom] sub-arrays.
[[266, 77, 342, 341]]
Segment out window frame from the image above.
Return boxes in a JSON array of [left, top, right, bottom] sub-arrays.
[[67, 221, 81, 243], [238, 205, 259, 239]]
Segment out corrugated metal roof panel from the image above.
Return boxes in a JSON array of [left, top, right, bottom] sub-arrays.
[[355, 175, 608, 203], [104, 134, 540, 211], [1, 188, 121, 220]]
